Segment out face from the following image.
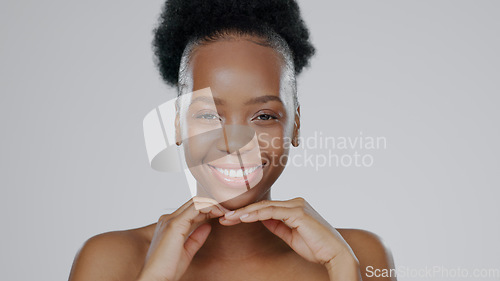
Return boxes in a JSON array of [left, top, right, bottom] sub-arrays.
[[176, 36, 300, 209]]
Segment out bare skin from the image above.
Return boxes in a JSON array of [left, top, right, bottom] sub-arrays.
[[68, 222, 395, 281], [68, 36, 396, 281]]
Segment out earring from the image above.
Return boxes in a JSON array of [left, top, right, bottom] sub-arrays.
[[176, 141, 181, 146]]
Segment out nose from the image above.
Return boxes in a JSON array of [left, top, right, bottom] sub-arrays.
[[217, 124, 257, 155]]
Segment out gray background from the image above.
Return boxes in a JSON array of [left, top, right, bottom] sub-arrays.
[[1, 1, 499, 280]]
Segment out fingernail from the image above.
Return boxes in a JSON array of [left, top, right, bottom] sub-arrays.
[[225, 211, 235, 217], [240, 213, 249, 219]]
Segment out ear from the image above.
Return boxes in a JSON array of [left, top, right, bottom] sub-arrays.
[[175, 102, 182, 146], [292, 105, 300, 147]]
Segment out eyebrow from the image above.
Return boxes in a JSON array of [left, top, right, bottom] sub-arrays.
[[189, 96, 225, 106], [189, 95, 283, 106], [244, 95, 283, 105]]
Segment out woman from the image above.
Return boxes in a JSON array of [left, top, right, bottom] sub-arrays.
[[69, 0, 396, 280]]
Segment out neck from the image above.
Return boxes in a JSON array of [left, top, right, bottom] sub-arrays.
[[194, 188, 291, 261], [197, 218, 291, 262]]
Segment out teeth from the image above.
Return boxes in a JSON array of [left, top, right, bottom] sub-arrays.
[[229, 169, 236, 177], [214, 166, 260, 178], [236, 169, 243, 177]]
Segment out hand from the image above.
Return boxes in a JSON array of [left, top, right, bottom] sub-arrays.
[[219, 197, 361, 279], [137, 197, 229, 281]]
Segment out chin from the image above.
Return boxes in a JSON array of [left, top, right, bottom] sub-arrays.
[[214, 182, 272, 210], [193, 161, 270, 206], [193, 161, 281, 209]]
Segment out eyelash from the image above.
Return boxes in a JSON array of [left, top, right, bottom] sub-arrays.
[[195, 113, 221, 120], [193, 112, 280, 124], [253, 113, 278, 121]]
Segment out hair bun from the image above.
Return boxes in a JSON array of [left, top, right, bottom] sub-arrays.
[[153, 0, 316, 87]]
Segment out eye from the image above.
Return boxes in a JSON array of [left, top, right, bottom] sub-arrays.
[[255, 114, 277, 121], [251, 111, 281, 125], [192, 110, 222, 124], [197, 113, 220, 120]]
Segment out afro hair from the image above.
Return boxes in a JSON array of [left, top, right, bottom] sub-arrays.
[[152, 0, 316, 87]]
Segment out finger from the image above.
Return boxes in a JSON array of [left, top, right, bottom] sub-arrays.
[[162, 199, 226, 235], [186, 202, 225, 221], [220, 200, 291, 224], [169, 196, 201, 217], [238, 205, 304, 229], [193, 197, 231, 213], [218, 215, 242, 226], [223, 198, 303, 220], [261, 219, 293, 245], [168, 202, 225, 238], [171, 196, 228, 217], [192, 201, 224, 215], [184, 223, 212, 261]]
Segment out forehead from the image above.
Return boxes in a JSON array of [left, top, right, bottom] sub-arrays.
[[189, 39, 284, 96]]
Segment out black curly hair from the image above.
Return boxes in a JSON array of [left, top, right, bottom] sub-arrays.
[[152, 0, 316, 87]]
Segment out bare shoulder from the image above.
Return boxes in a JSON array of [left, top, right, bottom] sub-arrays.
[[337, 228, 397, 281], [68, 224, 155, 281]]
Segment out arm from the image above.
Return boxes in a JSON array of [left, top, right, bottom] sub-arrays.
[[325, 251, 363, 281], [68, 231, 147, 281], [69, 197, 228, 281], [337, 229, 397, 281]]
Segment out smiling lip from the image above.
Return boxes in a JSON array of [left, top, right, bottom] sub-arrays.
[[207, 163, 264, 188]]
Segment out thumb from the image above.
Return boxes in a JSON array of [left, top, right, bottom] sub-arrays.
[[183, 223, 212, 260], [261, 219, 293, 245]]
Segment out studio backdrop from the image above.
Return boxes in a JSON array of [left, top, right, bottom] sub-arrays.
[[0, 1, 499, 280]]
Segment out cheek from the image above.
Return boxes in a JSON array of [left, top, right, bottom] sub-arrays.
[[257, 129, 289, 166], [184, 124, 230, 171], [183, 125, 215, 164]]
